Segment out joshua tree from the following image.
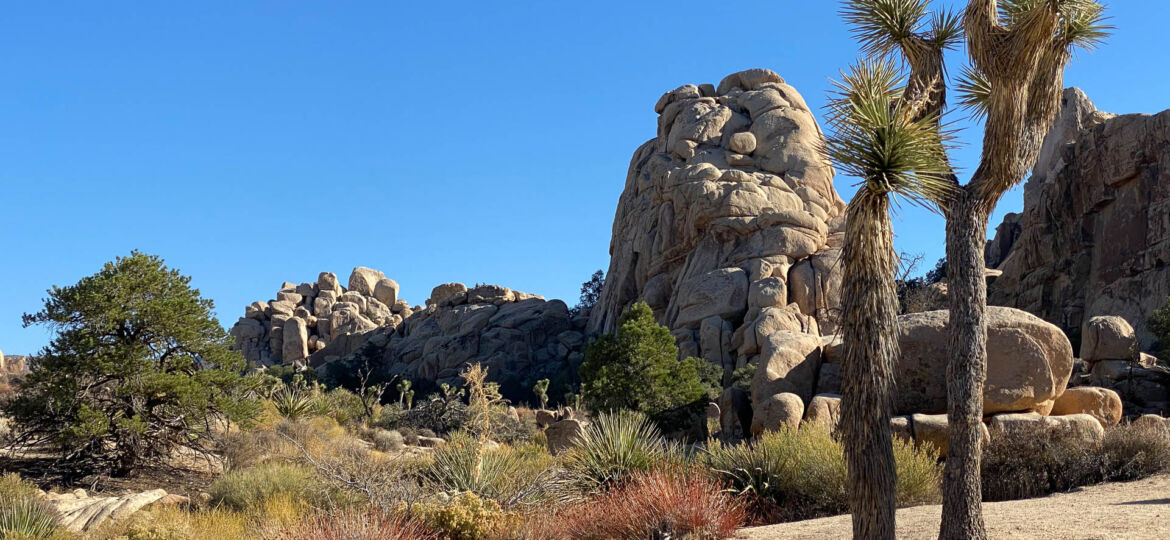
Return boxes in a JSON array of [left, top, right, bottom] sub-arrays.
[[533, 378, 551, 410], [838, 1, 1107, 538], [396, 379, 412, 407], [823, 60, 957, 538]]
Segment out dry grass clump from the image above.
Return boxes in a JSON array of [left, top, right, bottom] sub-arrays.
[[207, 462, 323, 511], [522, 468, 746, 540]]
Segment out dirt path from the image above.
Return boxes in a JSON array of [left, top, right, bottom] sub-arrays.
[[740, 474, 1170, 540]]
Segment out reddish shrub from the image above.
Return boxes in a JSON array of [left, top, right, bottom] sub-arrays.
[[523, 467, 746, 540], [274, 510, 436, 540]]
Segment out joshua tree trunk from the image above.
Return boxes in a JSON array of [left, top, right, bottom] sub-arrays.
[[940, 189, 989, 540], [841, 190, 900, 540]]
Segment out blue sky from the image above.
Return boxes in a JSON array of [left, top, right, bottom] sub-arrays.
[[2, 1, 1168, 354]]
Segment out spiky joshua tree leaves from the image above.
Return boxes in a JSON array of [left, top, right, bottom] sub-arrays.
[[822, 59, 956, 539], [836, 1, 1108, 539]]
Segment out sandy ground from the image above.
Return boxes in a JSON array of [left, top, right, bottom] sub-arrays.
[[740, 474, 1170, 540]]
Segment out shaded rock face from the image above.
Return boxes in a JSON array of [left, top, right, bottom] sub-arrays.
[[372, 284, 587, 390], [988, 88, 1170, 349], [230, 271, 587, 397], [588, 68, 846, 386]]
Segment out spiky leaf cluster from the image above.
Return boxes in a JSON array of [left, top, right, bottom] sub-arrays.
[[841, 0, 962, 57], [823, 60, 956, 206]]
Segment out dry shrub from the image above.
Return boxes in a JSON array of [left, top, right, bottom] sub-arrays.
[[1101, 420, 1170, 481], [411, 492, 521, 540], [522, 467, 746, 540], [271, 509, 435, 540], [370, 429, 405, 453], [982, 421, 1170, 502]]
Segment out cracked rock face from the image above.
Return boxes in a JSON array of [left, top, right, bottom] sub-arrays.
[[988, 88, 1170, 349], [588, 69, 846, 388]]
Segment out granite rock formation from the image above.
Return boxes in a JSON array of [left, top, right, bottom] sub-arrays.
[[588, 68, 847, 390], [229, 270, 586, 395], [988, 88, 1170, 350]]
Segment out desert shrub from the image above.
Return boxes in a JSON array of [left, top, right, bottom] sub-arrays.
[[371, 429, 406, 453], [579, 302, 719, 416], [892, 437, 943, 506], [423, 434, 556, 506], [0, 474, 65, 540], [1101, 421, 1170, 480], [410, 492, 521, 540], [380, 395, 468, 436], [315, 387, 370, 427], [562, 410, 681, 491], [705, 426, 940, 522], [272, 509, 435, 540], [522, 467, 746, 540], [4, 252, 259, 475], [1149, 294, 1170, 357], [219, 428, 287, 471], [208, 463, 322, 511]]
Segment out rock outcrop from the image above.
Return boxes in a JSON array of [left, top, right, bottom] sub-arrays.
[[588, 68, 846, 393], [43, 489, 172, 533], [229, 270, 587, 396], [988, 88, 1170, 350], [229, 267, 413, 367]]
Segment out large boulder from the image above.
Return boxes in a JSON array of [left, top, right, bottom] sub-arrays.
[[750, 331, 822, 406], [1081, 316, 1139, 362], [989, 88, 1170, 350], [750, 392, 803, 436], [895, 307, 1074, 416], [1051, 387, 1124, 428], [347, 267, 385, 297]]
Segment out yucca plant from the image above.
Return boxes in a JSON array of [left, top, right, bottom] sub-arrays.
[[423, 434, 556, 507], [0, 474, 62, 539], [835, 1, 1109, 538], [562, 410, 676, 491], [272, 385, 319, 421]]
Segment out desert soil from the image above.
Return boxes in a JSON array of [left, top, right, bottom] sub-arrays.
[[740, 474, 1170, 540]]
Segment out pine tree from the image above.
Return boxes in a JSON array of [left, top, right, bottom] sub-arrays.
[[4, 252, 259, 475]]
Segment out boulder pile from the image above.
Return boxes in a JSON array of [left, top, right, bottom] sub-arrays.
[[229, 267, 413, 367], [1069, 316, 1170, 416], [229, 270, 587, 394]]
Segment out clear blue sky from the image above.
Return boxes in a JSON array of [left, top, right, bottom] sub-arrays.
[[3, 1, 1168, 355]]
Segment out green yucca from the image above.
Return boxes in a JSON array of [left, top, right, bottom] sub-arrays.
[[562, 410, 679, 491], [0, 475, 62, 540], [272, 386, 319, 420], [423, 434, 556, 507]]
